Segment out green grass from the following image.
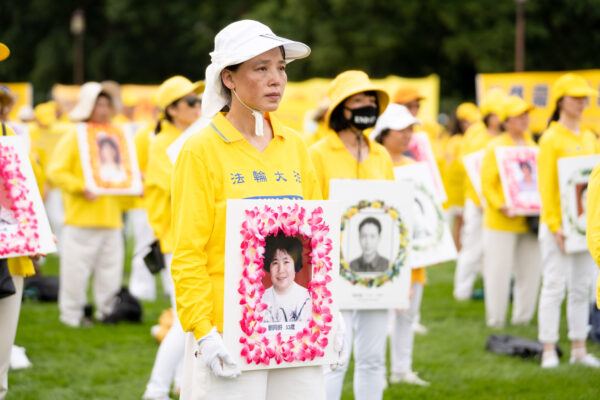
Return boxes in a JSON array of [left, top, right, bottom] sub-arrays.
[[8, 253, 600, 399]]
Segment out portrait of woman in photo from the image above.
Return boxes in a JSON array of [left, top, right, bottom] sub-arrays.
[[97, 136, 126, 183], [261, 235, 311, 324]]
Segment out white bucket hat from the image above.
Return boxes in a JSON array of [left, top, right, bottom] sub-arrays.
[[69, 82, 103, 122], [370, 103, 420, 141], [202, 20, 310, 134]]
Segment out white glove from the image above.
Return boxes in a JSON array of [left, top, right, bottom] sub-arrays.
[[330, 311, 346, 370], [198, 327, 241, 378]]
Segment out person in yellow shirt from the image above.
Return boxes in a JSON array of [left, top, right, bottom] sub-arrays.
[[142, 76, 203, 400], [453, 90, 506, 301], [587, 163, 600, 307], [309, 70, 392, 400], [47, 82, 125, 327], [537, 73, 600, 368], [371, 103, 429, 387], [171, 20, 328, 398], [444, 102, 481, 249], [480, 96, 541, 328], [0, 42, 46, 400]]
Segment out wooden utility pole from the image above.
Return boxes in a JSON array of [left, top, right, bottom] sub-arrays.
[[70, 9, 85, 85], [515, 0, 527, 72]]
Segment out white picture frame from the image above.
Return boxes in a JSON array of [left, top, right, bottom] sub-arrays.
[[329, 180, 413, 310], [462, 149, 486, 206], [223, 199, 341, 371], [0, 135, 56, 258], [495, 146, 541, 216], [408, 132, 447, 203], [558, 155, 600, 254], [76, 122, 143, 195], [394, 162, 457, 267]]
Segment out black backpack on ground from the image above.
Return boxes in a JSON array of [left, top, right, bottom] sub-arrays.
[[102, 287, 143, 324], [486, 334, 562, 359], [24, 275, 59, 302]]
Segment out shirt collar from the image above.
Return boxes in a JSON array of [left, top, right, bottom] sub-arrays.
[[210, 112, 288, 143]]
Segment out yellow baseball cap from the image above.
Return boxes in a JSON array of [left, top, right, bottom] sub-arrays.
[[155, 76, 205, 110], [0, 43, 9, 62], [551, 73, 598, 106], [503, 95, 534, 120], [456, 102, 480, 123], [480, 87, 507, 119], [393, 87, 424, 104], [325, 70, 389, 127]]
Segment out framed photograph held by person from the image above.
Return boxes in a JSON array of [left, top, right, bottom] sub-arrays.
[[223, 200, 341, 371], [558, 155, 600, 254], [394, 162, 457, 268], [408, 132, 447, 203], [495, 146, 541, 216], [462, 149, 486, 206], [76, 122, 142, 195], [329, 179, 413, 310], [0, 135, 56, 258]]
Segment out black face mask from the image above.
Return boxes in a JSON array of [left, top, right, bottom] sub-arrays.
[[346, 105, 379, 130]]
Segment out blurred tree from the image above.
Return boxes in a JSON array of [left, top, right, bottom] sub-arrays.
[[1, 0, 600, 109]]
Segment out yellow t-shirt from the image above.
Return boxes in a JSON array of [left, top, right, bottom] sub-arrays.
[[2, 123, 36, 276], [46, 127, 125, 229], [481, 133, 536, 232], [132, 122, 156, 209], [145, 121, 181, 253], [586, 163, 600, 305], [171, 113, 322, 340], [393, 157, 427, 285], [309, 130, 395, 199], [538, 121, 600, 233]]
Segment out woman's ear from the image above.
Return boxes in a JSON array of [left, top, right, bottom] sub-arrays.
[[221, 69, 235, 91]]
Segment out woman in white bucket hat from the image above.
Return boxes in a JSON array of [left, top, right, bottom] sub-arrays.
[[170, 20, 341, 399]]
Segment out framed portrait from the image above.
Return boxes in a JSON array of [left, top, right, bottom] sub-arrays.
[[462, 149, 486, 206], [558, 155, 600, 254], [495, 146, 541, 216], [76, 122, 143, 195], [0, 135, 56, 258], [408, 132, 447, 203], [223, 200, 341, 370], [329, 180, 413, 310], [394, 162, 457, 267]]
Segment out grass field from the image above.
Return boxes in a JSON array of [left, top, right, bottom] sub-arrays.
[[7, 252, 600, 399]]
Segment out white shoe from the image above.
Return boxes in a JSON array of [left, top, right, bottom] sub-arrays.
[[390, 371, 430, 386], [10, 346, 32, 370], [541, 352, 559, 368], [570, 353, 600, 368], [412, 322, 428, 335]]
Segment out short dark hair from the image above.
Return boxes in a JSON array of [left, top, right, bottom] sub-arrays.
[[375, 128, 390, 144], [329, 90, 379, 133], [358, 217, 382, 234], [97, 91, 113, 106], [519, 161, 532, 172], [98, 137, 120, 163], [263, 235, 303, 273]]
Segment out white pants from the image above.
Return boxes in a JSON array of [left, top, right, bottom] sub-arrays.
[[390, 282, 424, 374], [324, 310, 387, 400], [58, 225, 124, 325], [453, 200, 483, 300], [44, 188, 64, 248], [0, 275, 24, 400], [180, 332, 325, 400], [483, 229, 541, 327], [538, 224, 595, 343], [143, 253, 185, 399], [127, 208, 163, 301]]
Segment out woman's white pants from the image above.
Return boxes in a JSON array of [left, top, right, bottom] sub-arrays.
[[0, 275, 24, 400], [390, 282, 424, 374], [537, 224, 595, 343], [453, 200, 483, 300], [324, 310, 387, 400], [482, 228, 541, 327]]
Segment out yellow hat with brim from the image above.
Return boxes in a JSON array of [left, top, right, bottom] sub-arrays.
[[156, 76, 205, 111], [325, 70, 389, 127], [456, 102, 480, 123], [0, 43, 10, 62], [551, 73, 598, 107], [503, 95, 534, 120], [480, 87, 507, 120], [393, 87, 425, 104]]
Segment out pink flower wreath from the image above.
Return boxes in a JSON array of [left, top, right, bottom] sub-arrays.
[[238, 203, 334, 365], [0, 142, 40, 256]]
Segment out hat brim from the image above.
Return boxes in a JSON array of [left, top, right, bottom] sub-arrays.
[[69, 85, 103, 122], [325, 85, 390, 127], [505, 104, 534, 120], [566, 87, 598, 98], [192, 81, 205, 95], [0, 43, 9, 62]]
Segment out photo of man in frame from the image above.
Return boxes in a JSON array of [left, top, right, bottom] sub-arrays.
[[349, 216, 390, 273]]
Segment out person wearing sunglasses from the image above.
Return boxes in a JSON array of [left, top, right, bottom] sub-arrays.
[[142, 76, 204, 400]]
